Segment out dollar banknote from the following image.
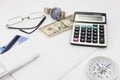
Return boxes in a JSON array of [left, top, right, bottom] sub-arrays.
[[39, 15, 73, 37]]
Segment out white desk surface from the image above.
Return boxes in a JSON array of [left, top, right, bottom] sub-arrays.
[[0, 0, 120, 80]]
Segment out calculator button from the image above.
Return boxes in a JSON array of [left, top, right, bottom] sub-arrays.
[[99, 30, 104, 33], [80, 38, 85, 42], [75, 28, 79, 31], [93, 29, 98, 33], [99, 38, 104, 44], [87, 28, 92, 32], [74, 34, 79, 37], [81, 25, 86, 28], [74, 31, 79, 34], [81, 35, 85, 38], [87, 32, 91, 35], [87, 35, 91, 39], [93, 25, 98, 29], [93, 32, 97, 36], [93, 36, 97, 39], [99, 33, 104, 37], [75, 28, 80, 31], [99, 25, 104, 27], [74, 34, 79, 38], [87, 26, 92, 28], [93, 39, 98, 43], [81, 31, 86, 35], [81, 28, 86, 32], [86, 38, 91, 43], [73, 38, 79, 42], [93, 25, 98, 27], [75, 26, 80, 31], [99, 25, 104, 30]]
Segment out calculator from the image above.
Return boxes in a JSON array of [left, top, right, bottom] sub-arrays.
[[70, 12, 107, 47]]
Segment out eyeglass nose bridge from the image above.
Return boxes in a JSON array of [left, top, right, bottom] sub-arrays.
[[22, 17, 30, 21]]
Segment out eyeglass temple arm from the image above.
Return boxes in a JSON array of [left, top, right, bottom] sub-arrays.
[[36, 15, 46, 27], [20, 15, 46, 34], [7, 26, 37, 29]]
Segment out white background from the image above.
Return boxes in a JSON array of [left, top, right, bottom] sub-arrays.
[[0, 0, 120, 80]]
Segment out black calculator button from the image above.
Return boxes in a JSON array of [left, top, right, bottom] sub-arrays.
[[75, 26, 80, 31], [99, 33, 104, 37], [93, 29, 98, 33], [81, 35, 85, 38], [74, 31, 79, 34], [81, 31, 86, 35], [99, 38, 104, 44], [86, 39, 91, 43], [93, 39, 98, 43], [99, 30, 104, 33], [99, 25, 104, 30], [99, 25, 104, 27], [74, 34, 79, 38], [75, 28, 79, 31], [75, 29, 79, 32], [87, 28, 92, 32], [93, 32, 97, 36], [87, 32, 91, 35], [75, 27, 79, 31], [87, 35, 91, 39], [93, 36, 97, 39], [80, 38, 85, 42]]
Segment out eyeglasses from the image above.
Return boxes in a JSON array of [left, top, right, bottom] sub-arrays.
[[6, 12, 46, 34]]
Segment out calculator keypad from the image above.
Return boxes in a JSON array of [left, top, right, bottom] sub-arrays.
[[71, 24, 106, 47]]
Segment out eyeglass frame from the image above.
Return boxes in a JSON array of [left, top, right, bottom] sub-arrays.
[[6, 12, 46, 34]]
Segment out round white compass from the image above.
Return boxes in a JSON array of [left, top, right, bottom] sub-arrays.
[[87, 56, 118, 80]]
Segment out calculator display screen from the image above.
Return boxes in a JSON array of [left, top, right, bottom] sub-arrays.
[[78, 16, 102, 21], [75, 14, 105, 23]]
